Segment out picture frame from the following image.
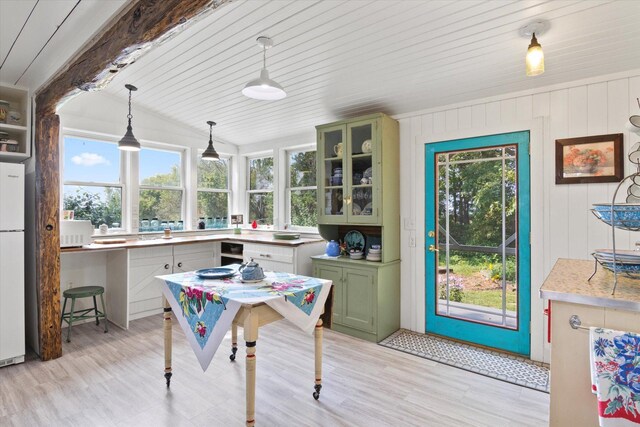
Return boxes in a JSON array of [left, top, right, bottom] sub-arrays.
[[230, 214, 243, 225], [555, 133, 624, 184]]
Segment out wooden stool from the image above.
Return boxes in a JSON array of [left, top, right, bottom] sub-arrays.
[[61, 286, 108, 342]]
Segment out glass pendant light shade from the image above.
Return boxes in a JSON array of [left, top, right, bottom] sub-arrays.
[[202, 121, 219, 160], [242, 36, 286, 101], [526, 33, 545, 77], [118, 84, 141, 151]]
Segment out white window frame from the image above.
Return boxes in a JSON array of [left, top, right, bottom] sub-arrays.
[[286, 147, 317, 231], [138, 143, 187, 228], [246, 154, 275, 226], [196, 153, 232, 223], [60, 132, 127, 234]]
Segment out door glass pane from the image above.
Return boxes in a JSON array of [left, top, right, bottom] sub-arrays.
[[351, 186, 372, 216], [436, 146, 518, 329], [323, 130, 343, 159], [324, 189, 343, 215]]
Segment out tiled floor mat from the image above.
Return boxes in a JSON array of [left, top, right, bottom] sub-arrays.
[[379, 329, 549, 393]]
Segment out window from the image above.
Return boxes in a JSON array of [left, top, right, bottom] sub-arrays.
[[197, 156, 230, 223], [287, 149, 317, 228], [139, 147, 184, 223], [247, 156, 274, 225], [62, 136, 123, 229]]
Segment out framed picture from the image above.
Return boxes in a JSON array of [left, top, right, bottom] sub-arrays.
[[555, 133, 624, 184], [230, 214, 243, 225]]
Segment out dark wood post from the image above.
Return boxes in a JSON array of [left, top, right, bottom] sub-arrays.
[[33, 0, 228, 360], [33, 114, 62, 360]]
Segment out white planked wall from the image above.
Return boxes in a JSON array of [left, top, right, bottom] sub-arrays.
[[397, 72, 640, 363]]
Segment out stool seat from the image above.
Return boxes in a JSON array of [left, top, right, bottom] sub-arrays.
[[61, 285, 108, 342], [63, 286, 104, 298]]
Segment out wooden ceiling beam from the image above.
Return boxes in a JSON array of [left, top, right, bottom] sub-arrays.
[[33, 0, 229, 360]]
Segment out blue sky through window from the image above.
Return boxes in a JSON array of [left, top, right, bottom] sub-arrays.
[[63, 137, 120, 183], [140, 148, 181, 186]]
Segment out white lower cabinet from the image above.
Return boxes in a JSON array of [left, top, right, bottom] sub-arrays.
[[243, 241, 325, 276], [128, 243, 219, 321]]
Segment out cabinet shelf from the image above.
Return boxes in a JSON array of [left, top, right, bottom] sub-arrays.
[[0, 84, 30, 162], [0, 123, 28, 132]]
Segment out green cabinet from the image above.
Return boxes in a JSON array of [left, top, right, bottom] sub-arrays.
[[317, 114, 398, 226], [312, 257, 400, 342]]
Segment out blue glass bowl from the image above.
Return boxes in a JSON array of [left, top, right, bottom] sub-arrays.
[[591, 203, 640, 230]]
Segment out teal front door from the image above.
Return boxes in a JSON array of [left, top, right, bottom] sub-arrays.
[[425, 131, 531, 356]]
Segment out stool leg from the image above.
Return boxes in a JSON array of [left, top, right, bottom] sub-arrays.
[[60, 297, 68, 325], [99, 293, 108, 333], [93, 295, 100, 326], [67, 297, 76, 343]]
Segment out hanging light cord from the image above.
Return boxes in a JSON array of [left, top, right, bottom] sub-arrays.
[[127, 89, 133, 125], [209, 123, 213, 141], [262, 44, 267, 69]]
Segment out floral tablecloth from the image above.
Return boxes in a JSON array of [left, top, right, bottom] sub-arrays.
[[590, 327, 640, 426], [158, 268, 332, 371]]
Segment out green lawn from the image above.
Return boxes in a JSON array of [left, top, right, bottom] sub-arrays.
[[460, 289, 516, 312]]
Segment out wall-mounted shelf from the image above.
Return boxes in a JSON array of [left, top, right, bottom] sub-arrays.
[[0, 84, 31, 163]]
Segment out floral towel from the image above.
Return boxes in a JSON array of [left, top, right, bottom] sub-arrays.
[[158, 269, 332, 371], [590, 327, 640, 426]]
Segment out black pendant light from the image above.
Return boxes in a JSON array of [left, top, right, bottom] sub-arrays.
[[118, 84, 141, 151], [202, 121, 219, 160]]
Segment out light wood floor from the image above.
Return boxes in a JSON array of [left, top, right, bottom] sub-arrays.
[[0, 316, 549, 426]]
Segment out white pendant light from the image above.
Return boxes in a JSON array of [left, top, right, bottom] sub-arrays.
[[118, 84, 141, 151], [520, 21, 550, 77], [242, 36, 286, 100], [202, 121, 220, 160]]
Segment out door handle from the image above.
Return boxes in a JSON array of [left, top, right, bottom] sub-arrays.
[[428, 230, 435, 238], [177, 262, 183, 268], [164, 264, 170, 269], [428, 244, 439, 252]]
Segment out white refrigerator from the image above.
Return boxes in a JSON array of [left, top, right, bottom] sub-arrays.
[[0, 162, 25, 366]]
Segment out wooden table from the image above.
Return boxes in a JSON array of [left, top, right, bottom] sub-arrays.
[[159, 271, 331, 427]]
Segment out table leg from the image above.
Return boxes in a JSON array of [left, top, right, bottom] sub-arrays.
[[230, 323, 238, 361], [244, 310, 259, 427], [313, 317, 323, 400], [163, 296, 173, 387]]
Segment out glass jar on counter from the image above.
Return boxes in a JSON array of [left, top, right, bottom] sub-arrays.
[[140, 219, 149, 232], [198, 217, 206, 230], [177, 220, 184, 231], [206, 217, 214, 229], [160, 221, 168, 230], [221, 217, 227, 228], [150, 218, 160, 231], [214, 217, 221, 228], [168, 221, 175, 230]]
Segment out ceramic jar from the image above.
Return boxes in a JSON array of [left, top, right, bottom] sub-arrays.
[[326, 240, 340, 257]]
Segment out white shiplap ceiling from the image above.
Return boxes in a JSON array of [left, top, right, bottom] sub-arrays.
[[0, 0, 128, 91], [5, 0, 640, 147]]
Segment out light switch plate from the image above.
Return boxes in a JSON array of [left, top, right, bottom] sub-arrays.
[[409, 231, 416, 247]]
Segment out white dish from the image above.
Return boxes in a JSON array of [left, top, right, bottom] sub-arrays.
[[352, 203, 362, 215], [241, 278, 264, 283]]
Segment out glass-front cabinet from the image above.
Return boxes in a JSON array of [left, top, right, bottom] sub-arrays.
[[317, 118, 379, 224]]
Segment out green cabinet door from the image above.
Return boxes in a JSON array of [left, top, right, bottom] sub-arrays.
[[342, 267, 376, 333], [315, 264, 344, 325]]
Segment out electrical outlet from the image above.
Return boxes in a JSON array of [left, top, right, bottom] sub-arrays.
[[409, 232, 416, 247]]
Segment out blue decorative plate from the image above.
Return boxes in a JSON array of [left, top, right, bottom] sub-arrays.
[[344, 230, 365, 252], [195, 267, 236, 279]]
